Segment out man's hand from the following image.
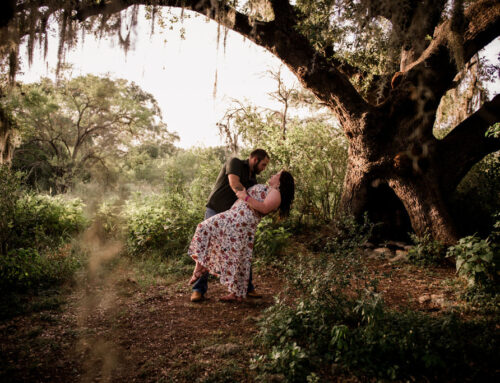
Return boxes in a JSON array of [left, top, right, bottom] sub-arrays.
[[236, 189, 248, 200]]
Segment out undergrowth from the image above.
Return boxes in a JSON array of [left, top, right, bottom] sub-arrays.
[[252, 217, 499, 382]]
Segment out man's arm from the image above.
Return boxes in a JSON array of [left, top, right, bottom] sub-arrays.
[[227, 158, 245, 193], [228, 174, 245, 193]]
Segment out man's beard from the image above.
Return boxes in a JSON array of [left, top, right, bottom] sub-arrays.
[[253, 159, 263, 174]]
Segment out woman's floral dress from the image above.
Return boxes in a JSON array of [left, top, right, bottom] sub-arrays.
[[188, 184, 271, 297]]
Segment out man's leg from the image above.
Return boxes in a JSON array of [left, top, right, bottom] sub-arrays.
[[204, 207, 218, 220], [192, 272, 208, 295], [246, 267, 262, 298], [191, 207, 218, 301], [248, 268, 255, 292]]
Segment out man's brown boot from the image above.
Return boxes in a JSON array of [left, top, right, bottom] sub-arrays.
[[247, 290, 263, 298], [190, 291, 203, 302]]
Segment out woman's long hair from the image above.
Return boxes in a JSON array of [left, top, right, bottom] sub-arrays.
[[278, 171, 295, 218]]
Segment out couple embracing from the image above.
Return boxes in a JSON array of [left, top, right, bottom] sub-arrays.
[[188, 149, 295, 302]]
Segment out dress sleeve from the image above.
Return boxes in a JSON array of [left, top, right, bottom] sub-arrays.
[[226, 157, 243, 177]]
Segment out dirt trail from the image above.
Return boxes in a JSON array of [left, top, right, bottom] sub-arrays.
[[1, 253, 457, 383], [1, 265, 282, 383]]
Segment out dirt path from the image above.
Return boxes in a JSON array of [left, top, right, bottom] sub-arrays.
[[1, 253, 459, 383], [1, 262, 284, 383]]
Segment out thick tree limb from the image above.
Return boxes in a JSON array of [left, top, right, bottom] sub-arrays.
[[71, 0, 369, 121], [398, 0, 500, 102], [437, 94, 500, 195]]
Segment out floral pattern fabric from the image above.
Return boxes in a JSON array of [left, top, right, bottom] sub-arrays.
[[188, 184, 270, 297]]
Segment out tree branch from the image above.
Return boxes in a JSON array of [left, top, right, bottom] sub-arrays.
[[397, 0, 500, 101], [437, 94, 500, 195], [72, 0, 369, 121]]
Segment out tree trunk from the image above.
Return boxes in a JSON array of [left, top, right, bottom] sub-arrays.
[[337, 101, 464, 245], [388, 176, 458, 244]]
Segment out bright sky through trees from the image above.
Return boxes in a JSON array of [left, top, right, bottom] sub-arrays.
[[18, 8, 498, 149], [18, 9, 298, 148]]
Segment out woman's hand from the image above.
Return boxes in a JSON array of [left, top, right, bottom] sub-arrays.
[[236, 189, 248, 201]]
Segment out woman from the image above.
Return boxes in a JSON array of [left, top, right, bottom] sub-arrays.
[[188, 170, 295, 302]]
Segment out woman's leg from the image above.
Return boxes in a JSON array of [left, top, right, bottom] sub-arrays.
[[219, 292, 243, 302]]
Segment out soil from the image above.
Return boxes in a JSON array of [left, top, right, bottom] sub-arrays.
[[0, 245, 463, 383]]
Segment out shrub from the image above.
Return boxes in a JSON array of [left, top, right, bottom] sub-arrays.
[[320, 213, 374, 256], [124, 192, 203, 257], [0, 165, 24, 255], [447, 235, 499, 291], [407, 230, 447, 266], [95, 197, 124, 239], [253, 216, 292, 265], [450, 152, 500, 237], [11, 194, 87, 251], [0, 247, 80, 292], [253, 249, 499, 381]]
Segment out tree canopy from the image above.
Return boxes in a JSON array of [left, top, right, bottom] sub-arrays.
[[5, 73, 176, 191]]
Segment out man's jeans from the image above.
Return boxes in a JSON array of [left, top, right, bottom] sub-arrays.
[[192, 207, 255, 295]]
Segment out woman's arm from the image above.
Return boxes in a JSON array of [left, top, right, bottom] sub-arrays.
[[236, 188, 281, 215]]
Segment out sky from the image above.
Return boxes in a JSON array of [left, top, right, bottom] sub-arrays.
[[18, 8, 299, 148], [18, 7, 499, 149]]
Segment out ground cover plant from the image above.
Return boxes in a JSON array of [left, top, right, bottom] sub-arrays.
[[251, 219, 500, 382]]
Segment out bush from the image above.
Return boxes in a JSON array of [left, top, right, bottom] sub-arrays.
[[124, 192, 203, 257], [0, 247, 80, 292], [252, 248, 499, 381], [0, 165, 24, 255], [307, 213, 374, 256], [325, 214, 374, 255], [450, 152, 500, 237], [253, 217, 292, 265], [94, 197, 124, 239], [11, 194, 87, 251], [407, 230, 447, 266], [447, 234, 499, 291]]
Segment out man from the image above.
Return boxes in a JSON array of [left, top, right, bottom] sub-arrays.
[[191, 148, 270, 302]]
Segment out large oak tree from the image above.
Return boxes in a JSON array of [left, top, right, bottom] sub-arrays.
[[1, 0, 499, 244]]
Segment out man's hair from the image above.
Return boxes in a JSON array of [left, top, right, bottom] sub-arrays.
[[250, 148, 269, 161]]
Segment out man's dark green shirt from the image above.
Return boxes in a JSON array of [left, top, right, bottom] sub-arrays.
[[206, 158, 257, 213]]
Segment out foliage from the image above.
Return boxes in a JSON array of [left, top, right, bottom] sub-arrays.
[[407, 230, 447, 266], [447, 234, 499, 291], [252, 249, 499, 382], [434, 54, 494, 135], [0, 166, 86, 292], [120, 141, 179, 186], [294, 0, 399, 81], [1, 165, 86, 255], [219, 93, 347, 223], [94, 197, 125, 239], [7, 74, 176, 192], [450, 151, 500, 237], [486, 122, 500, 138], [253, 216, 292, 266], [324, 213, 374, 255], [0, 165, 24, 255], [124, 192, 203, 257], [10, 194, 87, 252], [0, 247, 80, 292], [165, 146, 226, 209]]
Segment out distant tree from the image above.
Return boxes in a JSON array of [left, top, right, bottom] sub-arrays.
[[8, 74, 175, 192]]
